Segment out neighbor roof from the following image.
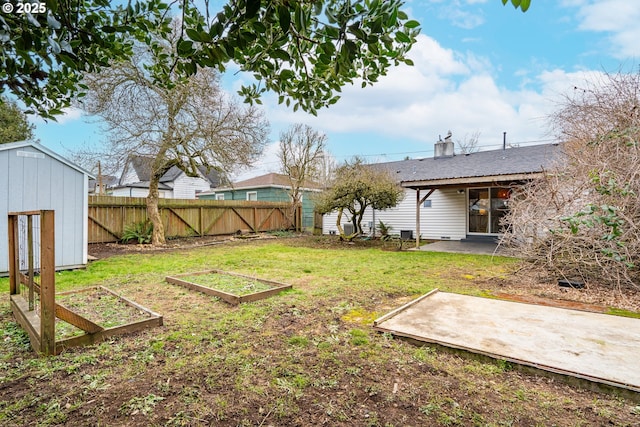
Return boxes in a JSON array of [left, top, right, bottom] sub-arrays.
[[376, 143, 563, 189], [124, 155, 221, 187], [206, 172, 323, 193]]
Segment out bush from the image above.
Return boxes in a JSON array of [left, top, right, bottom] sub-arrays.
[[121, 220, 153, 244]]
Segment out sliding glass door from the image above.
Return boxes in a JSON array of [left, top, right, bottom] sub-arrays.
[[468, 187, 510, 234]]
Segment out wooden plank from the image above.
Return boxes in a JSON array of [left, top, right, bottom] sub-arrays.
[[373, 288, 440, 327], [167, 207, 201, 236], [202, 208, 227, 235], [39, 210, 56, 355], [55, 302, 104, 334], [230, 207, 256, 232], [55, 316, 163, 355], [167, 270, 292, 305], [10, 294, 41, 353], [27, 215, 34, 310], [166, 276, 240, 305], [87, 214, 121, 240], [238, 285, 292, 304], [8, 214, 18, 295], [99, 286, 163, 319]]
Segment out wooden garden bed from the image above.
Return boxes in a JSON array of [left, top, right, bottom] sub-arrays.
[[8, 210, 163, 355], [10, 284, 163, 355], [166, 269, 292, 305]]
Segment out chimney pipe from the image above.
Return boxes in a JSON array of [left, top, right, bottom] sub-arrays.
[[503, 132, 506, 150]]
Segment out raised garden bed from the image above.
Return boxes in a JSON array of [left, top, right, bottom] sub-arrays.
[[165, 269, 292, 305], [10, 285, 163, 355]]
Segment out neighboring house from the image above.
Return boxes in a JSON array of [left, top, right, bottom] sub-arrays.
[[198, 172, 323, 231], [88, 175, 118, 195], [110, 155, 221, 199], [0, 140, 93, 275], [322, 140, 562, 244]]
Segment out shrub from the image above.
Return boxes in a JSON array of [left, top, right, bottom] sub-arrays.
[[121, 220, 153, 244]]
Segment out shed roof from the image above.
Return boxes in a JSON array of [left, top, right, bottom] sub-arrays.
[[0, 140, 95, 178], [375, 143, 563, 188]]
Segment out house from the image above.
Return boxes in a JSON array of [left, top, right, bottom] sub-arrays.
[[0, 140, 93, 275], [88, 174, 118, 194], [322, 140, 563, 245], [197, 172, 323, 231], [109, 155, 221, 199]]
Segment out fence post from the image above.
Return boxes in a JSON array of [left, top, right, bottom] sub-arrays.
[[39, 210, 56, 355], [8, 214, 18, 295]]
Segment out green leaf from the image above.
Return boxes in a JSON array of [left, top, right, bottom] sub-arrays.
[[278, 6, 291, 32], [520, 0, 531, 12], [272, 49, 290, 61], [177, 39, 194, 55], [404, 20, 420, 29], [395, 31, 411, 43], [246, 0, 260, 19], [185, 28, 202, 42]]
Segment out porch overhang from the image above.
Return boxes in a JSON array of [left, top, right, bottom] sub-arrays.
[[404, 171, 544, 248], [401, 172, 544, 190]]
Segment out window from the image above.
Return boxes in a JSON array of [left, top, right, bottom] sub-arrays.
[[215, 194, 224, 201], [246, 191, 258, 201]]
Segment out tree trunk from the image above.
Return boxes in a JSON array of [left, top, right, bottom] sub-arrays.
[[147, 178, 166, 245]]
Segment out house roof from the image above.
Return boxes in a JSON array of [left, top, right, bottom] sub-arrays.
[[376, 143, 563, 188], [203, 172, 323, 194], [124, 155, 221, 187], [88, 175, 119, 191], [0, 140, 95, 178], [111, 181, 173, 190]]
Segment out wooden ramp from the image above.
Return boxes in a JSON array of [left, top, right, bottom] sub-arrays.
[[374, 290, 640, 394]]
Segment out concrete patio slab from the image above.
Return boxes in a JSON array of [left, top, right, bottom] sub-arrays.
[[374, 290, 640, 394], [412, 240, 506, 256]]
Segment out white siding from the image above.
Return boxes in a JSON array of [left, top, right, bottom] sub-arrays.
[[0, 144, 89, 274], [171, 173, 211, 199], [322, 188, 467, 240], [110, 187, 171, 198], [120, 165, 139, 185]]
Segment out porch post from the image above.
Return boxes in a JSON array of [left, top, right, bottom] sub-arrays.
[[415, 189, 421, 249]]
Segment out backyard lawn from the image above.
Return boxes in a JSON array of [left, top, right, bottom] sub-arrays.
[[0, 236, 638, 426]]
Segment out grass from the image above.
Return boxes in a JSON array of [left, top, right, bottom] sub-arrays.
[[0, 238, 637, 426], [178, 273, 274, 296]]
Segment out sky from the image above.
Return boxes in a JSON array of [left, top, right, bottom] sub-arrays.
[[31, 0, 640, 180]]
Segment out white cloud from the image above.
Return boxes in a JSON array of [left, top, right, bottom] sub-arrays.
[[573, 0, 640, 58], [232, 140, 281, 181], [29, 107, 83, 125], [261, 33, 568, 154]]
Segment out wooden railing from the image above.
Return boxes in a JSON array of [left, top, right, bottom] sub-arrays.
[[88, 196, 296, 243]]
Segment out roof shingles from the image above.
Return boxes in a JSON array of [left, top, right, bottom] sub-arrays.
[[376, 143, 562, 184]]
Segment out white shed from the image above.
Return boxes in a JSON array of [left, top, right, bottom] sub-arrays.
[[0, 141, 93, 275]]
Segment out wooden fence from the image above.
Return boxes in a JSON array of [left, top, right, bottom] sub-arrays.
[[88, 196, 296, 243]]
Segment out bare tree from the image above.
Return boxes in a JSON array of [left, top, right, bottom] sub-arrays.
[[278, 124, 327, 230], [79, 24, 269, 245], [456, 131, 480, 155], [501, 70, 640, 290], [315, 151, 338, 189]]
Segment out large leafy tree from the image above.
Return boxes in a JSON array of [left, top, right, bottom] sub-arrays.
[[1, 0, 532, 119], [0, 96, 35, 143], [79, 23, 269, 245], [1, 0, 422, 119], [315, 158, 404, 241]]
